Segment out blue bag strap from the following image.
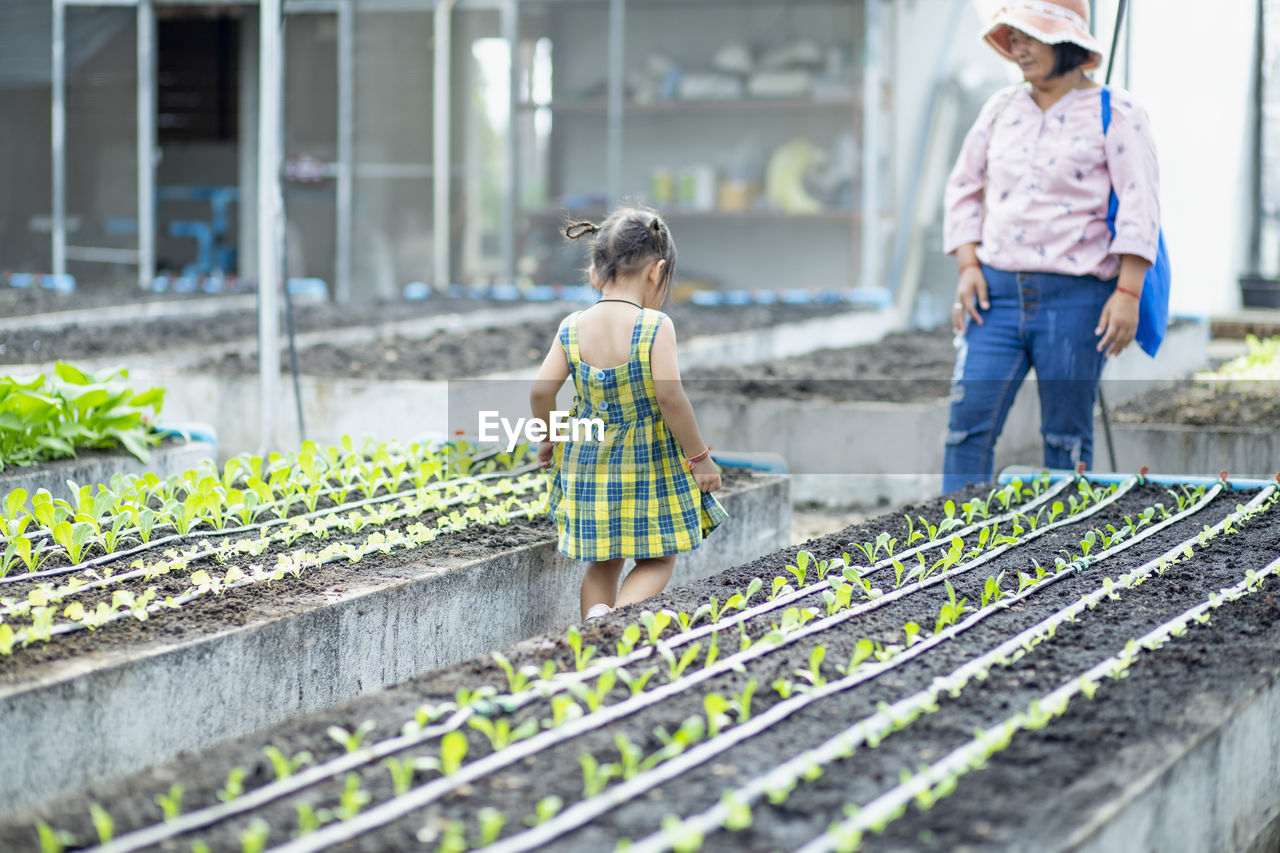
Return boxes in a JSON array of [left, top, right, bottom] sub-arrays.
[[1101, 86, 1119, 237]]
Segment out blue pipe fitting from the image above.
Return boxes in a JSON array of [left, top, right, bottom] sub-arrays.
[[711, 451, 788, 474], [997, 465, 1280, 491], [153, 422, 219, 458]]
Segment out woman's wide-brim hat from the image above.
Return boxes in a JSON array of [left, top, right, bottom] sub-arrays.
[[983, 0, 1104, 71]]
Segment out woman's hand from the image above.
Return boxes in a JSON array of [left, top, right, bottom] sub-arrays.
[[1095, 292, 1140, 357], [537, 439, 555, 469], [691, 456, 721, 493], [952, 265, 990, 334]]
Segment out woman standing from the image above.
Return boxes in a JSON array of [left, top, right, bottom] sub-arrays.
[[942, 0, 1160, 493]]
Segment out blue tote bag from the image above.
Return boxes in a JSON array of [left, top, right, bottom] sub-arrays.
[[1101, 86, 1171, 357]]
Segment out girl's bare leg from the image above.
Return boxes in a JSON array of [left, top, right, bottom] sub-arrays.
[[581, 558, 624, 618], [615, 555, 677, 609]]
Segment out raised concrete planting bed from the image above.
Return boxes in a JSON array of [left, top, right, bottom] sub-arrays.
[[96, 306, 896, 459], [1109, 336, 1280, 479], [687, 321, 1209, 505], [0, 470, 786, 819], [3, 473, 1277, 852], [0, 438, 215, 505]]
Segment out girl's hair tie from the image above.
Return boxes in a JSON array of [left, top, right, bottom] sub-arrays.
[[565, 221, 600, 239]]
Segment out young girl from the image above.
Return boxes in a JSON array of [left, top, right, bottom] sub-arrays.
[[530, 206, 727, 620]]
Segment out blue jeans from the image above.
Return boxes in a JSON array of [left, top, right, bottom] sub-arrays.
[[941, 265, 1112, 494]]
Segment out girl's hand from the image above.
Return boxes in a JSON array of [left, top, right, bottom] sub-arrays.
[[952, 265, 990, 334], [537, 439, 555, 469], [691, 456, 721, 493], [1095, 292, 1139, 357]]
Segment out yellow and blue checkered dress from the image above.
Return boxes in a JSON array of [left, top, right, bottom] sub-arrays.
[[546, 309, 729, 561]]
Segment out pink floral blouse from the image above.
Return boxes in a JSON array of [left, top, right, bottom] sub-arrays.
[[942, 83, 1160, 281]]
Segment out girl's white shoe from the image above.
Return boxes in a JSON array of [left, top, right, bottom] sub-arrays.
[[585, 603, 613, 620]]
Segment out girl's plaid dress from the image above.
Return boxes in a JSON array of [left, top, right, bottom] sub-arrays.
[[546, 308, 728, 561]]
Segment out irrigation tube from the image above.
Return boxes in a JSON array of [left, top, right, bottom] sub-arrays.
[[0, 464, 542, 588], [0, 475, 543, 625], [547, 474, 1075, 694], [87, 478, 1076, 853], [479, 483, 1229, 853], [266, 481, 1139, 853], [999, 465, 1280, 490], [3, 494, 547, 649], [800, 549, 1280, 853], [633, 485, 1277, 853]]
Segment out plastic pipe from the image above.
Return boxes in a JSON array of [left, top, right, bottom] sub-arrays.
[[711, 451, 788, 474], [997, 465, 1280, 490], [258, 0, 284, 453], [137, 0, 156, 290]]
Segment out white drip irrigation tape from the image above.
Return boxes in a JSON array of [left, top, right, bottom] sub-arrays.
[[261, 481, 1137, 853], [477, 483, 1232, 853], [552, 476, 1074, 691], [799, 548, 1280, 853], [630, 485, 1276, 853], [0, 463, 540, 587], [85, 476, 1089, 853], [3, 495, 547, 649]]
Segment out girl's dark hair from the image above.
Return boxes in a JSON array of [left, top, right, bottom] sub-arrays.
[[564, 206, 677, 295], [1049, 41, 1092, 78]]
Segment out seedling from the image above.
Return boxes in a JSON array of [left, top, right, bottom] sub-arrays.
[[326, 720, 376, 753], [89, 803, 114, 844], [155, 782, 184, 821], [263, 746, 313, 780], [217, 766, 246, 803], [524, 796, 564, 827], [564, 625, 597, 671]]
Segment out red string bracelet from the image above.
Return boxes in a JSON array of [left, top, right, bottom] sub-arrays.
[[958, 259, 981, 273], [686, 446, 712, 470], [1115, 285, 1141, 299]]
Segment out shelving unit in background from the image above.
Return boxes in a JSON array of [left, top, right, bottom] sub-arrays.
[[511, 0, 890, 297]]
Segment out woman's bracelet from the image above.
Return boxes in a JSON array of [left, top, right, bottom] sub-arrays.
[[1115, 284, 1141, 299], [686, 445, 712, 470], [958, 259, 981, 274]]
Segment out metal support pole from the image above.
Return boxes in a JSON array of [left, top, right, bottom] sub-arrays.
[[137, 0, 156, 289], [259, 0, 284, 453], [335, 0, 354, 303], [860, 0, 882, 290], [605, 0, 624, 204], [885, 0, 966, 309], [501, 0, 517, 286], [433, 0, 458, 288], [52, 0, 67, 277]]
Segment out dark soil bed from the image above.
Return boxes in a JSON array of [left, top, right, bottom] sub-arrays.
[[0, 279, 240, 319], [3, 478, 1275, 853], [196, 302, 871, 381], [1113, 379, 1280, 428], [2, 298, 862, 377], [684, 326, 955, 404], [0, 294, 528, 366]]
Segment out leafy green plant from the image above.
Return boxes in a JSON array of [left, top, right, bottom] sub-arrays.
[[217, 766, 246, 803], [155, 782, 184, 821], [0, 364, 164, 470], [524, 796, 563, 827], [89, 803, 115, 844], [263, 746, 313, 780], [326, 720, 376, 753]]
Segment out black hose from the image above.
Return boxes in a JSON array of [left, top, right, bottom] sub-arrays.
[[1104, 0, 1128, 85], [276, 6, 306, 442], [281, 253, 307, 442]]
